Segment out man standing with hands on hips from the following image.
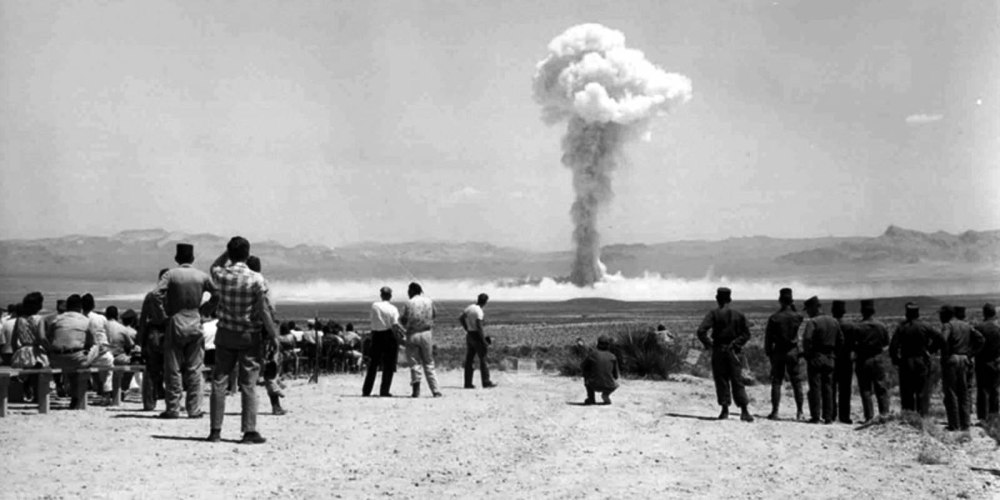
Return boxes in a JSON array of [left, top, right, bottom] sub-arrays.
[[460, 293, 497, 390]]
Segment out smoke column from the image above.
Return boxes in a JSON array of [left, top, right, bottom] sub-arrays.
[[532, 24, 692, 286]]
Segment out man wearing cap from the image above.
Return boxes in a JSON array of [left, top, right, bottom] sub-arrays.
[[460, 293, 497, 390], [975, 304, 1000, 422], [246, 255, 286, 416], [400, 282, 442, 398], [696, 287, 754, 422], [802, 296, 842, 424], [853, 299, 891, 422], [363, 286, 402, 397], [940, 305, 984, 430], [890, 303, 941, 416], [157, 243, 218, 419], [47, 294, 97, 409], [208, 237, 277, 444], [138, 268, 169, 411], [764, 288, 804, 420], [830, 300, 857, 424]]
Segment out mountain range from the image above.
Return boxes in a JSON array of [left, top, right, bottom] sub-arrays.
[[1, 226, 997, 286]]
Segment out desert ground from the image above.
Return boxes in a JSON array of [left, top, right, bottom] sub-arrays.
[[3, 365, 1000, 500]]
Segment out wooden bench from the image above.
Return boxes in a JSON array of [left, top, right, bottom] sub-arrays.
[[0, 365, 146, 417]]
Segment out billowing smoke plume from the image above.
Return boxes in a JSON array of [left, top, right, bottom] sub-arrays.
[[533, 24, 692, 287]]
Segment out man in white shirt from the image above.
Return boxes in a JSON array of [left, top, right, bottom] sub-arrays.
[[400, 282, 441, 398], [82, 293, 115, 396], [363, 286, 401, 397], [1, 304, 17, 365], [460, 293, 496, 389]]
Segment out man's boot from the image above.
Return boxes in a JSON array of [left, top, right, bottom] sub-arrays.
[[740, 405, 755, 423], [767, 385, 781, 420], [464, 369, 475, 389], [861, 394, 874, 423], [718, 405, 729, 420], [269, 394, 286, 416], [411, 383, 421, 398]]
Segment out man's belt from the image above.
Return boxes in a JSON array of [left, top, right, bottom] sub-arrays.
[[51, 347, 86, 355]]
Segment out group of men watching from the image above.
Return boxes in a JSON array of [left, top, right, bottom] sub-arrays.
[[698, 286, 1000, 431]]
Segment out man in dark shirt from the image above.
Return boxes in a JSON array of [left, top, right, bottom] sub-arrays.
[[853, 299, 890, 423], [138, 268, 169, 411], [889, 303, 939, 416], [941, 305, 984, 430], [975, 303, 1000, 422], [581, 335, 620, 405], [831, 300, 856, 424], [47, 294, 96, 409], [802, 296, 842, 424], [696, 287, 754, 422], [764, 288, 803, 420], [157, 244, 218, 419]]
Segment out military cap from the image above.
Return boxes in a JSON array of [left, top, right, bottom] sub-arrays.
[[905, 302, 919, 313], [175, 243, 195, 262], [779, 288, 793, 302], [860, 299, 875, 312], [939, 305, 954, 315], [804, 296, 820, 308], [716, 287, 732, 297], [831, 300, 846, 315]]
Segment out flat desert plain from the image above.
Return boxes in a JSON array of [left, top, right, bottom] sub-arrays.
[[3, 368, 1000, 499]]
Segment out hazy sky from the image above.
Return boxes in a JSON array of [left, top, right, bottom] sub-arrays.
[[1, 0, 997, 251]]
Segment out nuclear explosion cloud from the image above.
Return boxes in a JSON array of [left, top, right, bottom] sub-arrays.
[[532, 23, 692, 287]]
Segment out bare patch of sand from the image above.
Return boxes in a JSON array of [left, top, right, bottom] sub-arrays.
[[2, 371, 1000, 499]]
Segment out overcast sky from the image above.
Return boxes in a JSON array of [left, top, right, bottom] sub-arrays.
[[1, 0, 997, 251]]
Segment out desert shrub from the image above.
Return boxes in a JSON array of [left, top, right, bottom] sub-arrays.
[[610, 327, 684, 380], [916, 441, 949, 465], [982, 415, 1000, 448]]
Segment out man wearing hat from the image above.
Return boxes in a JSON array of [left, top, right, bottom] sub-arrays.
[[156, 243, 219, 419], [830, 300, 857, 424], [696, 287, 754, 422], [853, 299, 890, 423], [975, 303, 1000, 422], [801, 296, 842, 424], [363, 286, 401, 397], [889, 303, 941, 416], [939, 305, 984, 430], [764, 288, 804, 420]]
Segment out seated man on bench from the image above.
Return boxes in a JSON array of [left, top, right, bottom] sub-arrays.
[[47, 294, 97, 409]]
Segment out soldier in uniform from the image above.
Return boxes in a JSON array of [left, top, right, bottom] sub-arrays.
[[853, 299, 891, 423], [696, 287, 754, 422], [975, 303, 1000, 422], [764, 288, 804, 420], [889, 303, 939, 416], [831, 300, 856, 424], [801, 296, 842, 424], [157, 243, 219, 419], [137, 268, 169, 411], [940, 305, 984, 430]]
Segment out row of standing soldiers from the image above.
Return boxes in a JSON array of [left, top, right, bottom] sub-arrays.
[[697, 287, 1000, 431]]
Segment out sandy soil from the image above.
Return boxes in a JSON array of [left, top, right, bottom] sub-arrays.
[[3, 369, 1000, 499]]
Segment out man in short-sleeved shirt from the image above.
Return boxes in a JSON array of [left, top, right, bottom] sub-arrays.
[[460, 293, 496, 389], [399, 282, 441, 398], [363, 286, 401, 397]]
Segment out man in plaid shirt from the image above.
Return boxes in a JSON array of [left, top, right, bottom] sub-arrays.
[[206, 236, 278, 445]]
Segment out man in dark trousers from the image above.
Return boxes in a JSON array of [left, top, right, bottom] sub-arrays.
[[696, 287, 754, 422], [941, 305, 984, 431], [246, 256, 285, 416], [975, 303, 1000, 422], [853, 299, 891, 423], [460, 293, 496, 390], [137, 269, 169, 411], [831, 300, 856, 424], [764, 287, 804, 420], [208, 237, 278, 444], [802, 296, 842, 424], [890, 303, 940, 416], [362, 286, 401, 397], [157, 243, 218, 419], [581, 335, 619, 405]]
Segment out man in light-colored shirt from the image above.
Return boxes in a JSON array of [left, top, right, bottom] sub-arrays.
[[460, 293, 496, 390], [48, 294, 97, 409], [82, 293, 115, 396], [399, 282, 441, 398], [1, 304, 17, 365], [362, 286, 401, 397]]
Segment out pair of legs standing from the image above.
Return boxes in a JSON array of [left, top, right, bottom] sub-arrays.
[[210, 343, 264, 443], [362, 329, 398, 397], [162, 335, 204, 418], [464, 331, 494, 389], [711, 348, 753, 422], [406, 330, 440, 398]]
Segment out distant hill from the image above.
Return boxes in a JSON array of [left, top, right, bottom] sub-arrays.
[[1, 226, 997, 287]]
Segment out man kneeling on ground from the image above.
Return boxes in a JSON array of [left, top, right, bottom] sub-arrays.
[[582, 335, 619, 405]]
